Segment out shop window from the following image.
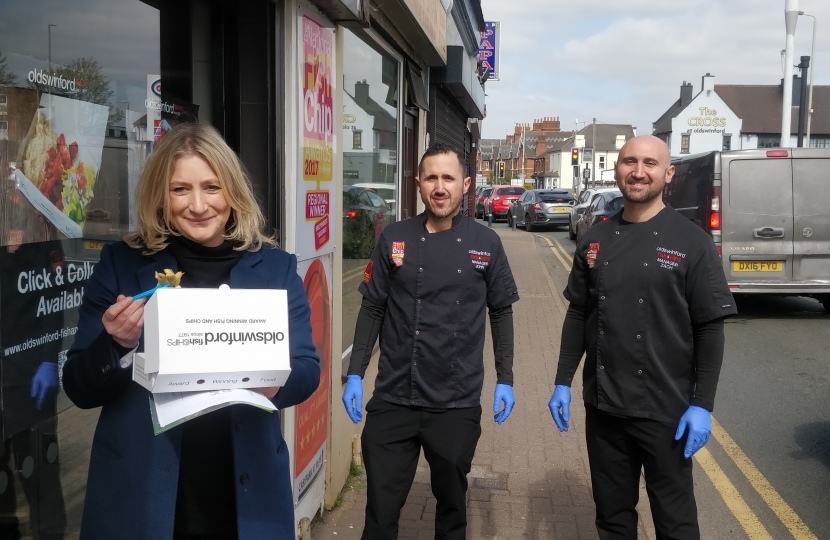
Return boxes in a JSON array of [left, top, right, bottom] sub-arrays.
[[723, 134, 732, 151], [681, 134, 690, 154], [0, 0, 164, 536], [341, 29, 400, 363]]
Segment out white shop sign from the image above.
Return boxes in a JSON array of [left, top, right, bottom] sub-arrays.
[[133, 288, 291, 393]]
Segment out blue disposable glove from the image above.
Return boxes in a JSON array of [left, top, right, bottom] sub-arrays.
[[493, 383, 515, 424], [341, 374, 364, 424], [30, 362, 59, 410], [674, 405, 711, 459], [548, 385, 571, 432]]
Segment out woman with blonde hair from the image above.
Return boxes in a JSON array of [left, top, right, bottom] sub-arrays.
[[63, 122, 320, 540]]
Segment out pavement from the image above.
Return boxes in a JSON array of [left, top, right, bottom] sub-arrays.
[[313, 224, 656, 540]]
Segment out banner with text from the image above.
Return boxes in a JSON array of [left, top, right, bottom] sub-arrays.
[[0, 240, 96, 437], [478, 21, 500, 81], [296, 14, 336, 261]]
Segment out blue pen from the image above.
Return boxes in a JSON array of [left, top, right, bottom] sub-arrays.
[[132, 282, 171, 300]]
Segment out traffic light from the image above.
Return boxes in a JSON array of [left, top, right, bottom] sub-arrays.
[[571, 148, 579, 166], [498, 161, 505, 178]]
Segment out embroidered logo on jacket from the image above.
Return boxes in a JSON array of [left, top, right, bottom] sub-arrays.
[[656, 247, 686, 270], [391, 241, 405, 267], [363, 261, 373, 283], [470, 250, 491, 270], [586, 243, 600, 268]]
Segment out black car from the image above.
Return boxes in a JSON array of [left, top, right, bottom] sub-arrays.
[[512, 190, 575, 232], [343, 186, 392, 259], [475, 186, 493, 219], [573, 191, 623, 242]]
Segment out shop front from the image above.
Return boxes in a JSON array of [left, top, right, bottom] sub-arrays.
[[0, 0, 281, 536]]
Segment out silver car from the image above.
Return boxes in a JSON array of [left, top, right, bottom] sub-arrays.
[[569, 187, 620, 240]]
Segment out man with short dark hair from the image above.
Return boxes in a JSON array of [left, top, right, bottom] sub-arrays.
[[343, 143, 519, 540], [549, 135, 736, 539]]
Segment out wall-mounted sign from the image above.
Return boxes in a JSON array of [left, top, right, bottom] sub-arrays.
[[296, 15, 336, 261], [478, 22, 500, 81]]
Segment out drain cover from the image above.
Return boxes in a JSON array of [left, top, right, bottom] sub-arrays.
[[471, 477, 504, 490]]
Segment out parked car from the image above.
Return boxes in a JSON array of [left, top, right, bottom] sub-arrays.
[[512, 189, 576, 232], [475, 186, 494, 219], [484, 185, 526, 221], [343, 186, 392, 259], [665, 148, 830, 312], [569, 187, 621, 240], [573, 191, 624, 243], [353, 182, 396, 211]]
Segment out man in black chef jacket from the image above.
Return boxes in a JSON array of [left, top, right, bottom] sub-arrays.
[[548, 135, 737, 539], [342, 142, 519, 540]]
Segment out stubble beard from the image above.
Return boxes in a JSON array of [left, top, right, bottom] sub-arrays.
[[620, 182, 662, 204], [422, 193, 461, 219]]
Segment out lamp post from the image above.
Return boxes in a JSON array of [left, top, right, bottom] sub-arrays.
[[799, 12, 816, 147], [781, 0, 799, 148], [47, 24, 56, 73]]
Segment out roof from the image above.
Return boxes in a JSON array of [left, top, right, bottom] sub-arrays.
[[539, 124, 635, 156], [653, 98, 682, 135], [715, 84, 830, 134]]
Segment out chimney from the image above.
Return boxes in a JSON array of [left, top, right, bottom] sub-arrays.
[[355, 80, 369, 105], [680, 81, 693, 108], [701, 73, 715, 95]]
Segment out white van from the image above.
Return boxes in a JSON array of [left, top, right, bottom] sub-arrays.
[[665, 148, 830, 312]]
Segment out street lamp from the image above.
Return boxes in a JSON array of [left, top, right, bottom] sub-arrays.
[[47, 24, 56, 72], [799, 11, 816, 147], [781, 0, 799, 147]]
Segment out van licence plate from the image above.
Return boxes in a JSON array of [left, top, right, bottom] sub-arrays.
[[732, 261, 784, 272]]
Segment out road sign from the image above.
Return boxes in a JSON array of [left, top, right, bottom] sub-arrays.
[[583, 148, 593, 162], [582, 168, 591, 180]]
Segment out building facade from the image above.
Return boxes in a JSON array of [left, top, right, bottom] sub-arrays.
[[0, 0, 486, 536], [653, 73, 830, 156]]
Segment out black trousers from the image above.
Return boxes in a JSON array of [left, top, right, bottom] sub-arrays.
[[361, 397, 482, 540], [585, 405, 700, 540]]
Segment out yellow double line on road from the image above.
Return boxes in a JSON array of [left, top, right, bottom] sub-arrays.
[[534, 233, 817, 540], [536, 235, 572, 272]]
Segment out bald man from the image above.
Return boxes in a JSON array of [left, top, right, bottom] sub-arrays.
[[548, 136, 736, 539]]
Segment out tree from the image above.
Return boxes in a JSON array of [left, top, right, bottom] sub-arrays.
[[502, 168, 513, 186], [45, 57, 123, 127], [0, 49, 16, 86]]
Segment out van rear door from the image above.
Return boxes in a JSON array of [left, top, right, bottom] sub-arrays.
[[722, 156, 793, 285], [791, 155, 830, 282]]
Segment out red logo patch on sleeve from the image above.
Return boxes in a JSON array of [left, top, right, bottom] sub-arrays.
[[363, 261, 373, 283], [391, 241, 405, 266], [586, 242, 600, 268]]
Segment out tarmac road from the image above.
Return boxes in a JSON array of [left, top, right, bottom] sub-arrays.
[[513, 218, 830, 539]]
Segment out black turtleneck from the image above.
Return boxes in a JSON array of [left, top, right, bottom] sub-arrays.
[[165, 235, 245, 539]]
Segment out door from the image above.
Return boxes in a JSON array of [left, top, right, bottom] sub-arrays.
[[722, 158, 794, 283], [792, 158, 830, 281], [401, 109, 418, 220]]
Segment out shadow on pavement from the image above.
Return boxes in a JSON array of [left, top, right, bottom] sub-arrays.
[[728, 294, 828, 323], [792, 422, 830, 471]]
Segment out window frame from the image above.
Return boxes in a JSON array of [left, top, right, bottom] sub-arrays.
[[680, 133, 691, 154]]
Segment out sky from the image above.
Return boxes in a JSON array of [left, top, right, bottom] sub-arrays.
[[479, 0, 830, 140]]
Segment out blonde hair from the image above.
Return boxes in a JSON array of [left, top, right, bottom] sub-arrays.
[[125, 123, 277, 254]]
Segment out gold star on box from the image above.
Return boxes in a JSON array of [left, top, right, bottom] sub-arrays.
[[155, 269, 184, 288]]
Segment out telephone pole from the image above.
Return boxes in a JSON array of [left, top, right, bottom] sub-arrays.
[[591, 118, 596, 189]]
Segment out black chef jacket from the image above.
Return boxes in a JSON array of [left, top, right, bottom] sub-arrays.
[[557, 206, 737, 424], [357, 213, 519, 408]]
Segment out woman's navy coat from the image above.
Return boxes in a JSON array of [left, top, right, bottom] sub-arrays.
[[63, 241, 321, 540]]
